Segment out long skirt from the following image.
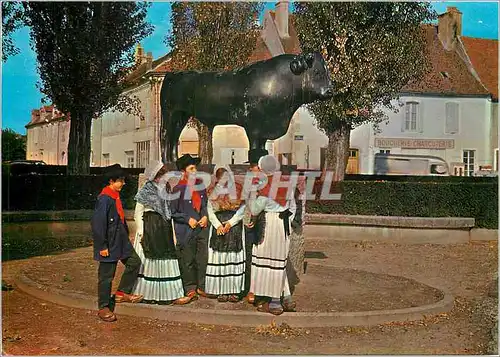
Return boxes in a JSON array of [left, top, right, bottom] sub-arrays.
[[205, 210, 246, 296], [250, 211, 291, 299], [132, 212, 184, 303]]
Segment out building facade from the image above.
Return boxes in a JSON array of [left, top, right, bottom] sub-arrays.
[[25, 105, 70, 165], [26, 5, 497, 176], [269, 6, 498, 176]]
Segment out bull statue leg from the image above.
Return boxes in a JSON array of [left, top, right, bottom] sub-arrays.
[[160, 107, 190, 163], [248, 132, 268, 151]]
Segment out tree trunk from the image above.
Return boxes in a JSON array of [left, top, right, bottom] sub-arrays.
[[323, 121, 351, 181], [67, 112, 92, 175], [196, 121, 213, 164]]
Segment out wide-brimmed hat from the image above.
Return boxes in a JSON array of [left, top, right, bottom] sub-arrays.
[[245, 148, 268, 164], [176, 154, 201, 171], [144, 160, 166, 181], [103, 163, 127, 182]]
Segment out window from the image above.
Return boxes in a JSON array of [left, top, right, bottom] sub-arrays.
[[445, 102, 459, 134], [379, 149, 390, 154], [349, 149, 358, 158], [404, 101, 419, 132], [136, 141, 150, 168], [125, 151, 134, 168], [463, 150, 475, 176], [102, 153, 110, 166]]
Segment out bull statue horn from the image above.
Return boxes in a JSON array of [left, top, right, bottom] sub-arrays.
[[305, 53, 315, 68], [290, 55, 308, 75]]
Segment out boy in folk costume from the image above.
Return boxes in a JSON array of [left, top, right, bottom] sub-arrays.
[[246, 155, 297, 315], [171, 154, 210, 303], [205, 165, 246, 302], [91, 164, 144, 322]]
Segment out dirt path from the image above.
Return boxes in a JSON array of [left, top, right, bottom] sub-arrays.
[[2, 238, 497, 355]]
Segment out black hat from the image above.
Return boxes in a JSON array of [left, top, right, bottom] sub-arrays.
[[103, 163, 127, 182], [245, 148, 268, 164], [176, 154, 201, 171]]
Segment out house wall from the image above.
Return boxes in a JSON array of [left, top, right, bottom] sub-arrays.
[[91, 83, 154, 168], [26, 120, 69, 165], [272, 95, 492, 175], [491, 102, 499, 171]]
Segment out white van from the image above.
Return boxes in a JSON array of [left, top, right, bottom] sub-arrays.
[[374, 153, 449, 176]]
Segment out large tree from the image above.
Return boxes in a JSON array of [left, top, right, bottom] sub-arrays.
[[1, 128, 26, 162], [2, 1, 24, 62], [23, 2, 153, 174], [294, 2, 436, 180], [166, 1, 263, 164]]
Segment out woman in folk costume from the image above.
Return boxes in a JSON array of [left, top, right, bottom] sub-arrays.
[[205, 165, 246, 302], [131, 160, 187, 305], [247, 155, 297, 315]]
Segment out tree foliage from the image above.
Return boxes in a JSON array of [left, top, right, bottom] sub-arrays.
[[166, 2, 263, 163], [23, 2, 153, 174], [2, 1, 24, 62], [293, 2, 436, 177], [294, 2, 436, 132], [2, 128, 26, 162]]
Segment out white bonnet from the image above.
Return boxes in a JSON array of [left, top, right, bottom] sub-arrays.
[[258, 155, 280, 175], [144, 160, 165, 181]]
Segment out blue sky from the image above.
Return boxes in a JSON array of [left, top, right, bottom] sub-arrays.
[[2, 1, 498, 134]]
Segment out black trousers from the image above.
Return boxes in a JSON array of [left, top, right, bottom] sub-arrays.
[[242, 227, 254, 296], [177, 228, 209, 293], [97, 249, 141, 309]]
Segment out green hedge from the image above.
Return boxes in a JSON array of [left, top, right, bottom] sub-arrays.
[[3, 174, 498, 229], [2, 174, 139, 212], [307, 181, 498, 229]]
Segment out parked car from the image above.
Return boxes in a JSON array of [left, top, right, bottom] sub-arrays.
[[374, 153, 449, 176], [4, 160, 47, 166]]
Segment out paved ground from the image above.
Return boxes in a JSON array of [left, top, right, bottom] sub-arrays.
[[2, 237, 498, 355], [19, 246, 443, 313]]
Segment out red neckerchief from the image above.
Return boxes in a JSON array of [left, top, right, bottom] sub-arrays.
[[178, 178, 202, 212], [100, 186, 125, 223], [258, 175, 290, 207]]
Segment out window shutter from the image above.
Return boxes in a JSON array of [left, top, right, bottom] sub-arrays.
[[402, 104, 409, 132], [445, 102, 459, 134], [417, 102, 423, 133]]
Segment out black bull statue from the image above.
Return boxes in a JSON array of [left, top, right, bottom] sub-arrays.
[[160, 52, 334, 163]]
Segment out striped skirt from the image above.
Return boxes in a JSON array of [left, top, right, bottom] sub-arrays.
[[205, 222, 246, 296], [250, 211, 291, 299], [132, 231, 185, 303]]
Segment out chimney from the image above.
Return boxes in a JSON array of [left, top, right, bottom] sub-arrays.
[[275, 1, 289, 38], [146, 51, 153, 70], [134, 43, 145, 64], [438, 6, 463, 51]]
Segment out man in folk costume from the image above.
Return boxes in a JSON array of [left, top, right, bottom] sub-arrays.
[[247, 155, 297, 315], [91, 164, 144, 322], [171, 154, 210, 303], [205, 165, 246, 302], [131, 160, 187, 305]]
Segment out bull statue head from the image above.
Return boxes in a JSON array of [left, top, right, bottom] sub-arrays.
[[290, 52, 335, 100]]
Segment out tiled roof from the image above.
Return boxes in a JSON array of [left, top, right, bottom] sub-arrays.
[[25, 107, 69, 128], [401, 25, 490, 97], [123, 53, 172, 89], [461, 36, 498, 100], [269, 11, 301, 55]]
